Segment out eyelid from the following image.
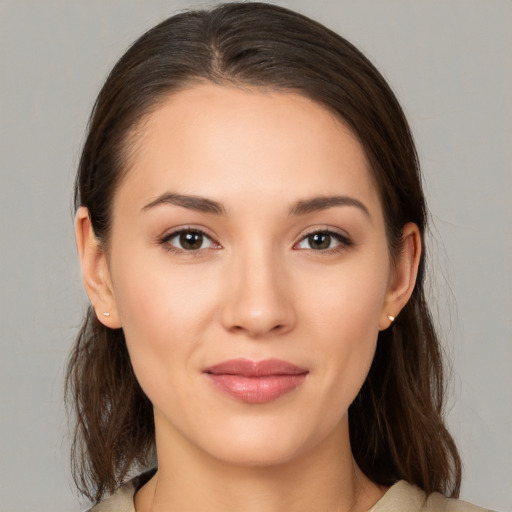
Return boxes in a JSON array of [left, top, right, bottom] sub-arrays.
[[158, 226, 221, 253], [293, 227, 354, 251], [157, 225, 353, 254]]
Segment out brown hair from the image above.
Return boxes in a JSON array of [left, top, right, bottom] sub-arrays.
[[67, 2, 461, 503]]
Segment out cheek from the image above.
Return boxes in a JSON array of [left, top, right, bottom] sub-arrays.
[[110, 253, 219, 400], [113, 244, 217, 331], [305, 253, 389, 340], [300, 253, 389, 402]]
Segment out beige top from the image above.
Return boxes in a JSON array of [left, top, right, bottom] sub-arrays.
[[88, 473, 494, 512]]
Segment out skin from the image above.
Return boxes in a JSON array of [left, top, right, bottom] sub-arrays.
[[76, 84, 421, 512]]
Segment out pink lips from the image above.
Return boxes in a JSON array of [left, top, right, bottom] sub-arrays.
[[204, 358, 308, 404]]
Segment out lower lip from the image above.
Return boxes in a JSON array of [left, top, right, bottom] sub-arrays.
[[206, 374, 307, 404]]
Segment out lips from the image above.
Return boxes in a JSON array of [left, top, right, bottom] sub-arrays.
[[204, 358, 308, 404]]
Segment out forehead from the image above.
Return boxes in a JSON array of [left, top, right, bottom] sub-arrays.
[[115, 83, 381, 216]]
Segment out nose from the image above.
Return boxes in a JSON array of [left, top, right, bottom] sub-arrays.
[[221, 248, 296, 338]]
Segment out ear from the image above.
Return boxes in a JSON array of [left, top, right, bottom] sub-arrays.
[[379, 222, 422, 330], [75, 207, 122, 328]]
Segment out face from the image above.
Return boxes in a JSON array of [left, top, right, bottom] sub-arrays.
[[83, 84, 414, 467]]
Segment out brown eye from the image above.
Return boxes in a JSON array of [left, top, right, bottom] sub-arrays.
[[162, 229, 217, 252], [179, 231, 204, 250], [307, 233, 332, 250], [295, 230, 352, 252]]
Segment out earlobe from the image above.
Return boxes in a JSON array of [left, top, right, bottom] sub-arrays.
[[379, 223, 421, 330], [75, 207, 122, 328]]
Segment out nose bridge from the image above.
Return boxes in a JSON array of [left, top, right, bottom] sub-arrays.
[[221, 240, 295, 336]]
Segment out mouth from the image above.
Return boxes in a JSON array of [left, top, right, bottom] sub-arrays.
[[203, 358, 309, 404]]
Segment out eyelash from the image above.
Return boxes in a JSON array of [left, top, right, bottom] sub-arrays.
[[159, 227, 219, 255], [158, 228, 353, 255], [293, 229, 354, 254]]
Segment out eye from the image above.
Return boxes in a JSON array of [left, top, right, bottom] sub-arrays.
[[160, 229, 218, 252], [295, 230, 352, 252]]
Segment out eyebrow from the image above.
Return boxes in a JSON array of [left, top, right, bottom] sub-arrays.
[[289, 195, 370, 218], [142, 192, 370, 219], [142, 192, 226, 215]]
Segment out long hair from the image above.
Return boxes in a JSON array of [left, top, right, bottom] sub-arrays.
[[67, 2, 461, 503]]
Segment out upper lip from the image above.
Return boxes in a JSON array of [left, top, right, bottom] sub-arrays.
[[204, 358, 308, 377]]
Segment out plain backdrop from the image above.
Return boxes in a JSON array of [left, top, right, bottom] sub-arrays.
[[0, 1, 510, 511]]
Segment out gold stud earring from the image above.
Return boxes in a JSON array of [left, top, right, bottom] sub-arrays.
[[387, 315, 395, 322]]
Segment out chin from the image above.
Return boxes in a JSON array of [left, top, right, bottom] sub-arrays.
[[189, 413, 340, 469], [206, 439, 308, 468]]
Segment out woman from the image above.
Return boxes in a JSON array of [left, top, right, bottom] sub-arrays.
[[67, 3, 492, 511]]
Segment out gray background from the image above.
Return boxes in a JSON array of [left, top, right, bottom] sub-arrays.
[[1, 1, 510, 511]]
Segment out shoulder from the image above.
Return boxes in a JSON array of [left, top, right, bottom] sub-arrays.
[[370, 480, 495, 512], [424, 490, 495, 512], [86, 470, 156, 512], [87, 483, 135, 512]]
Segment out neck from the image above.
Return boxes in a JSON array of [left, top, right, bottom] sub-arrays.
[[135, 415, 385, 512]]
